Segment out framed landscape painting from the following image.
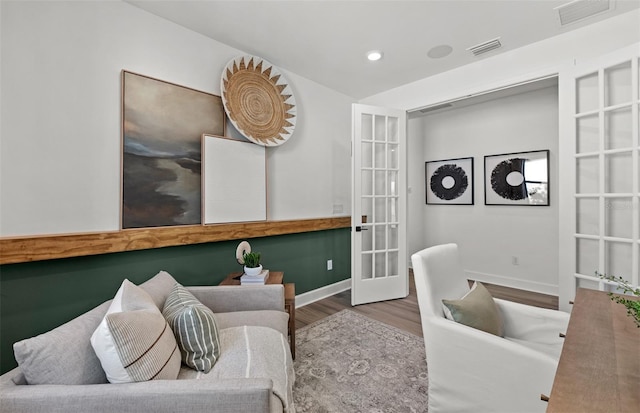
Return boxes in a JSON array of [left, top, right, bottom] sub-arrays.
[[425, 157, 474, 205], [484, 149, 549, 206], [121, 71, 225, 228]]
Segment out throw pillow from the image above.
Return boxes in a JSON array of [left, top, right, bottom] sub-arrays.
[[163, 283, 221, 373], [442, 282, 505, 337], [90, 279, 181, 383]]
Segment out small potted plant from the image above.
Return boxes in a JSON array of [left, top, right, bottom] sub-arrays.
[[243, 251, 262, 276]]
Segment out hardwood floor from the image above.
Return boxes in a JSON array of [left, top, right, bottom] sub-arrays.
[[295, 272, 559, 337]]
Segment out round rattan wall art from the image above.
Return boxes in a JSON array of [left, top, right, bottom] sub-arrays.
[[221, 55, 297, 146]]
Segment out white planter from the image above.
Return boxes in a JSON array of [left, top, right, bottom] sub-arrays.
[[244, 265, 263, 276]]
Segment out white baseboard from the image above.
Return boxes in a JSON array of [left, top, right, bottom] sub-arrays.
[[465, 270, 558, 296], [295, 279, 351, 308]]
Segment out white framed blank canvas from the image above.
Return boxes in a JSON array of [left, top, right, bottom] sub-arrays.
[[202, 134, 266, 224]]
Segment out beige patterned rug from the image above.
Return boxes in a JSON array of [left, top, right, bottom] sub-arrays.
[[293, 310, 428, 413]]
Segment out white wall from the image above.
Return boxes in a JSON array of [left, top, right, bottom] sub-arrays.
[[415, 86, 559, 294], [0, 0, 353, 237]]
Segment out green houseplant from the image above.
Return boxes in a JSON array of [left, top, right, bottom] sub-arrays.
[[243, 252, 262, 276], [597, 271, 640, 328]]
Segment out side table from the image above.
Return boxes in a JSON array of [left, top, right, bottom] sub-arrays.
[[219, 271, 295, 359]]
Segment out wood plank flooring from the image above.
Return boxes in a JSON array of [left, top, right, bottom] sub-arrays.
[[295, 272, 559, 337]]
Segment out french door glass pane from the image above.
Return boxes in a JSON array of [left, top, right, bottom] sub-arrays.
[[362, 142, 372, 168], [388, 197, 398, 223], [362, 114, 373, 140], [577, 72, 599, 113], [605, 197, 633, 239], [389, 225, 398, 249], [577, 114, 599, 153], [362, 254, 373, 279], [605, 107, 633, 150], [374, 197, 386, 222], [387, 117, 398, 143], [577, 156, 599, 193], [388, 171, 398, 196], [374, 115, 386, 141], [388, 251, 398, 277], [604, 61, 632, 107], [375, 252, 386, 278], [388, 144, 399, 168], [375, 225, 386, 250], [375, 143, 386, 168], [605, 241, 633, 279], [362, 225, 373, 252], [577, 238, 599, 275], [576, 197, 599, 235], [375, 171, 386, 195], [362, 170, 372, 195], [605, 152, 632, 193]]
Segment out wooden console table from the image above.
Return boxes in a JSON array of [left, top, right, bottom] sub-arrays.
[[547, 288, 640, 412], [219, 271, 295, 359]]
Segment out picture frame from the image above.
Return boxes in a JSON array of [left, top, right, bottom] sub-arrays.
[[121, 71, 226, 229], [484, 149, 549, 206], [425, 157, 474, 205]]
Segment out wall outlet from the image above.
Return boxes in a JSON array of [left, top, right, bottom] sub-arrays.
[[327, 259, 333, 271], [512, 256, 519, 266]]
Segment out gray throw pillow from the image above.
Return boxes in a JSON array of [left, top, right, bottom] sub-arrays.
[[163, 283, 221, 373], [442, 282, 505, 337]]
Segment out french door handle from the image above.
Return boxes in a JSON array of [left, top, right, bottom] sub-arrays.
[[355, 226, 369, 232]]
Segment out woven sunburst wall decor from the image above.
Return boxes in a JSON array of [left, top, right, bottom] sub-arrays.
[[221, 55, 297, 146]]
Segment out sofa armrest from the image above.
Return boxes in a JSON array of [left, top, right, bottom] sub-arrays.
[[186, 285, 284, 313], [0, 370, 276, 413]]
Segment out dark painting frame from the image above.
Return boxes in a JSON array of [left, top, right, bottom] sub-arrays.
[[425, 157, 474, 205], [484, 149, 549, 206]]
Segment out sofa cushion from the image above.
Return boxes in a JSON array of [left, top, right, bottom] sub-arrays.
[[13, 301, 110, 385], [178, 325, 294, 412], [139, 270, 179, 310], [214, 310, 289, 337], [163, 283, 221, 373], [90, 279, 181, 383], [442, 281, 505, 337]]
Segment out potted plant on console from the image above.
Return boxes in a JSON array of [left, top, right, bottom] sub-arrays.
[[243, 252, 262, 276]]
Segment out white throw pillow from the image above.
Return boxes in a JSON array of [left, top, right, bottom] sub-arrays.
[[90, 279, 181, 383]]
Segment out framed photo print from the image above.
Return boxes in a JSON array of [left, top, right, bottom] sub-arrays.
[[484, 149, 549, 206], [425, 157, 474, 205]]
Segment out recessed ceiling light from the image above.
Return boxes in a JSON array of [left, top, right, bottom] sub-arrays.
[[427, 45, 453, 59], [367, 50, 383, 61]]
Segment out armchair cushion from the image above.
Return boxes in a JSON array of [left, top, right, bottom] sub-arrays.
[[442, 281, 504, 337], [90, 279, 181, 383], [163, 283, 221, 373]]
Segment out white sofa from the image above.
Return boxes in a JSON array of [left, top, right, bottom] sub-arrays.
[[0, 271, 294, 413], [411, 244, 569, 413]]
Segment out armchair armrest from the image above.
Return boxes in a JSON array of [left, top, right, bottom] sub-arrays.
[[495, 298, 569, 343], [186, 285, 285, 313], [425, 317, 559, 412], [0, 370, 275, 413]]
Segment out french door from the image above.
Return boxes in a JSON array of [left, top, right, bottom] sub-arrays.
[[351, 104, 408, 305], [560, 43, 640, 308]]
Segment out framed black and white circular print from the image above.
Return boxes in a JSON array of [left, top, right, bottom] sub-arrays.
[[425, 157, 474, 205], [484, 150, 549, 206]]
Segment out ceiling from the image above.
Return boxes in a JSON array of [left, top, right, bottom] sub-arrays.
[[126, 0, 640, 99]]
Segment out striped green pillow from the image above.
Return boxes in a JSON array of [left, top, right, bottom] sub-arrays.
[[162, 283, 221, 373]]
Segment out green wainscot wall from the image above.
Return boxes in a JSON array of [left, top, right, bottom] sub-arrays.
[[0, 228, 351, 374]]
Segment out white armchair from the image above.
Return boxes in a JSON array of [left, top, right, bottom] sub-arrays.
[[411, 244, 569, 413]]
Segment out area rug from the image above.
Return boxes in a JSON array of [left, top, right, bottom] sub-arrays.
[[293, 310, 428, 413]]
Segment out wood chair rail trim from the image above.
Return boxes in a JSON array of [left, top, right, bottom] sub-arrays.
[[0, 217, 351, 265]]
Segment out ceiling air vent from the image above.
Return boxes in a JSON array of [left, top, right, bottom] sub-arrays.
[[467, 37, 502, 57], [419, 103, 453, 114], [555, 0, 612, 26]]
